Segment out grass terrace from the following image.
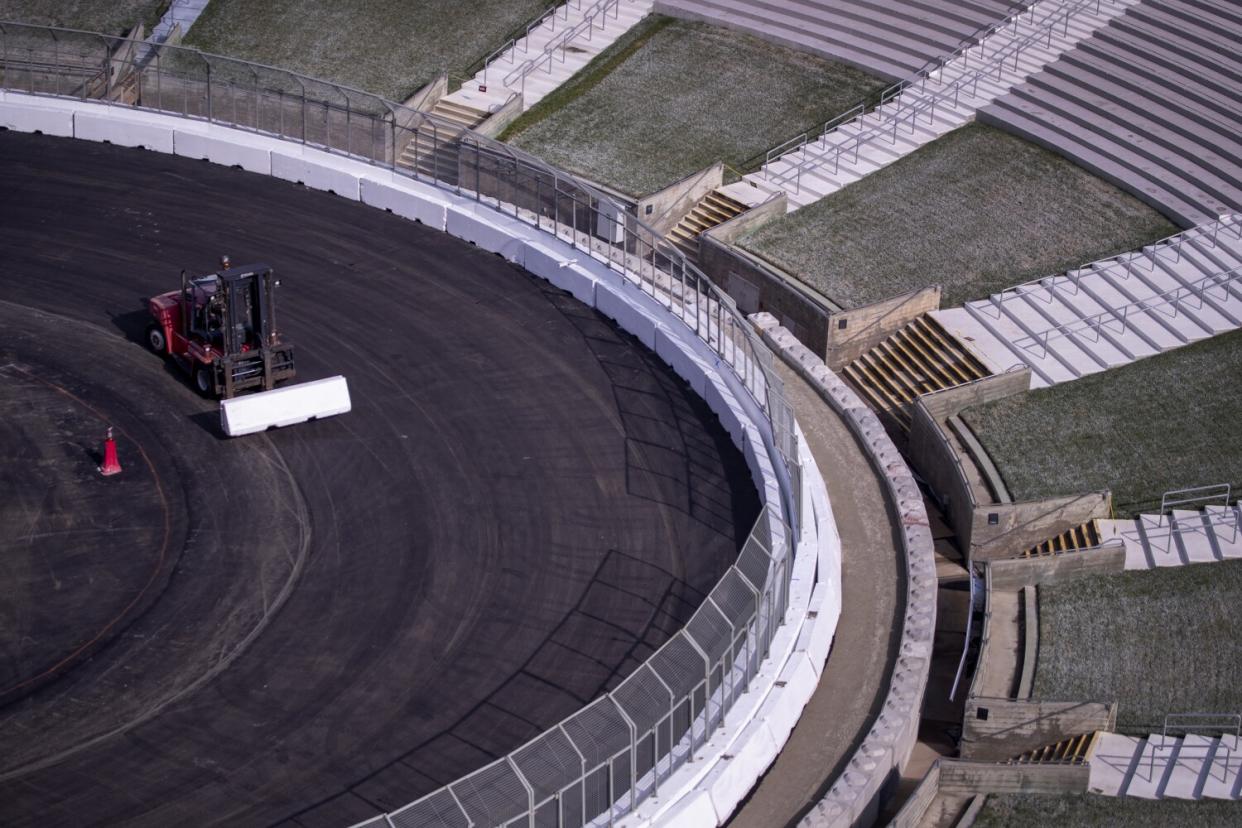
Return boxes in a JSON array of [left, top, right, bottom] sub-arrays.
[[739, 123, 1176, 309], [1032, 560, 1242, 729], [976, 794, 1242, 827], [183, 0, 550, 101], [962, 329, 1242, 517], [0, 0, 164, 35], [504, 17, 887, 197]]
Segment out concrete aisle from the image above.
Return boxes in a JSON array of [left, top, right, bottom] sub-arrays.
[[728, 361, 906, 827]]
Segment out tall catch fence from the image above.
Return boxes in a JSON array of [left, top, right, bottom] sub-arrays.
[[0, 22, 806, 828]]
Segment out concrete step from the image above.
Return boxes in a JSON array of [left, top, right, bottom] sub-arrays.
[[1165, 734, 1215, 799], [1088, 732, 1143, 796], [1125, 734, 1178, 798], [1202, 734, 1242, 799]]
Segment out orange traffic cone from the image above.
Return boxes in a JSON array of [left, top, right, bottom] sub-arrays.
[[99, 427, 122, 477]]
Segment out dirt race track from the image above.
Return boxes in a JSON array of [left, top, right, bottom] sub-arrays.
[[0, 131, 760, 828]]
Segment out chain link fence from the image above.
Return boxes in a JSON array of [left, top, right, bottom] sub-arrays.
[[0, 23, 806, 826]]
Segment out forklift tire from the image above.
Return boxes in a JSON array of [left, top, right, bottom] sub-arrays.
[[146, 325, 167, 353], [194, 365, 213, 397]]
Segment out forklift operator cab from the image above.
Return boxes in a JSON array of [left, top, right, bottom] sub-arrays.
[[148, 264, 296, 399]]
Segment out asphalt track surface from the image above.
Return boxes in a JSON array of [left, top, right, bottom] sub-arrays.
[[0, 131, 760, 828]]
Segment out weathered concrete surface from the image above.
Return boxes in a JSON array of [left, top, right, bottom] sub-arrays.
[[961, 700, 1116, 762], [726, 359, 904, 828]]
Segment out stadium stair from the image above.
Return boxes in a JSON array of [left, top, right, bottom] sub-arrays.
[[980, 0, 1242, 225], [1009, 731, 1099, 765], [930, 214, 1242, 388], [448, 0, 654, 116], [740, 0, 1138, 211], [1097, 502, 1242, 570], [1088, 731, 1242, 799], [1021, 519, 1101, 557], [841, 314, 991, 432], [396, 98, 490, 185], [664, 188, 749, 263]]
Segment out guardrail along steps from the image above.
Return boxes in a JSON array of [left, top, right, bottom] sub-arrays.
[[447, 0, 654, 116], [665, 189, 749, 263], [980, 0, 1242, 226], [841, 314, 991, 431], [931, 214, 1242, 388], [1089, 731, 1242, 799], [741, 0, 1137, 210]]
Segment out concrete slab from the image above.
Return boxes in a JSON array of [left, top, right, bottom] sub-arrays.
[[1202, 734, 1241, 800], [1171, 510, 1220, 564], [1126, 735, 1177, 798], [928, 307, 1020, 376], [1088, 732, 1142, 796], [1164, 734, 1213, 799]]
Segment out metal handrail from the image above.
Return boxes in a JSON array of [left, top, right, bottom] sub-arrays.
[[762, 0, 1115, 192], [502, 0, 623, 93], [0, 21, 805, 828], [1007, 262, 1242, 353]]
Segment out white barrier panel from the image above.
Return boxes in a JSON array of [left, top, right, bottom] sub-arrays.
[[0, 102, 75, 136], [75, 111, 174, 152], [359, 177, 449, 230], [520, 240, 600, 306], [220, 375, 352, 437], [595, 284, 660, 350], [174, 129, 272, 174], [445, 205, 530, 263], [271, 150, 361, 199], [655, 326, 711, 399]]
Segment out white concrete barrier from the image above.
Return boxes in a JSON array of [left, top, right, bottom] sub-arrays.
[[75, 110, 174, 152], [359, 177, 449, 230], [271, 149, 361, 198], [445, 203, 531, 263], [0, 101, 75, 136], [174, 129, 272, 174], [595, 283, 661, 350], [220, 375, 352, 437]]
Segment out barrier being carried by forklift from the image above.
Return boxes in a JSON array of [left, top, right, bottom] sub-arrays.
[[146, 263, 350, 436]]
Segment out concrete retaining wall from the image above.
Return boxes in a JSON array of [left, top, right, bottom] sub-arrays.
[[937, 759, 1090, 796], [701, 238, 833, 352], [703, 188, 786, 244], [910, 399, 977, 547], [961, 699, 1117, 761], [889, 762, 941, 828], [0, 92, 841, 828], [473, 91, 525, 138], [971, 491, 1112, 562], [987, 544, 1126, 590], [752, 314, 937, 828], [920, 369, 1031, 421], [823, 286, 941, 370], [636, 162, 723, 236]]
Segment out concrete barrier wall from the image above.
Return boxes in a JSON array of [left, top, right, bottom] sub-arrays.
[[937, 759, 1089, 796], [752, 314, 937, 828], [910, 399, 977, 547], [961, 699, 1117, 761], [472, 91, 525, 138], [987, 544, 1126, 590], [700, 237, 832, 352], [823, 286, 941, 370], [636, 162, 723, 236], [889, 762, 941, 828], [0, 93, 842, 828], [703, 189, 787, 244], [971, 491, 1112, 562], [920, 369, 1031, 421]]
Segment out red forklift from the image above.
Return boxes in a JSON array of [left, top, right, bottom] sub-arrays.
[[145, 263, 297, 398]]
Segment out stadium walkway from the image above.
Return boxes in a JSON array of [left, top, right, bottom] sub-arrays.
[[727, 361, 905, 827]]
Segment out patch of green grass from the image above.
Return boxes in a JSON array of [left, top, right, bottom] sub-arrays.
[[0, 0, 165, 35], [183, 0, 550, 101], [506, 18, 887, 197], [961, 329, 1242, 517], [976, 793, 1242, 827], [1033, 560, 1242, 729], [739, 122, 1177, 309]]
